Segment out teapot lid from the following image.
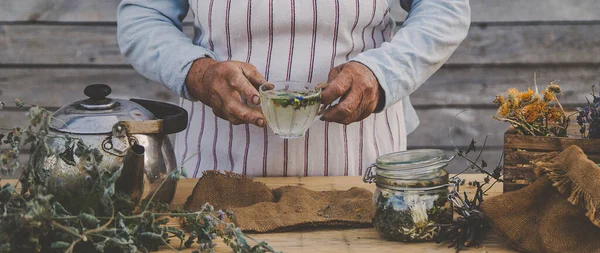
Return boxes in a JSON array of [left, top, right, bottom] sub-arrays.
[[49, 84, 155, 134]]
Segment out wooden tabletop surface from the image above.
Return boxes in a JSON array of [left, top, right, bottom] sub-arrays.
[[169, 174, 515, 253], [2, 174, 517, 253]]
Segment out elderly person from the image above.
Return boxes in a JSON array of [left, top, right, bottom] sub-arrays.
[[117, 0, 470, 177]]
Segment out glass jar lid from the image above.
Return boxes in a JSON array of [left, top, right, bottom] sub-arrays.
[[364, 149, 453, 190], [375, 149, 449, 171]]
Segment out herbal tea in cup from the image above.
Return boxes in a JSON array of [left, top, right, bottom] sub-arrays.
[[259, 82, 322, 139]]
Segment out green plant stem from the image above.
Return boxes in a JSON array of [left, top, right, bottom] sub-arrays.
[[182, 151, 202, 166], [83, 204, 115, 239], [554, 95, 566, 116], [65, 238, 82, 253], [48, 115, 76, 135], [448, 110, 469, 150], [160, 238, 179, 252], [87, 233, 112, 241], [142, 178, 168, 213], [54, 212, 207, 222], [483, 180, 500, 195], [52, 216, 80, 220], [496, 117, 537, 136], [140, 149, 203, 214], [454, 134, 491, 178], [453, 166, 473, 178], [52, 220, 88, 242]]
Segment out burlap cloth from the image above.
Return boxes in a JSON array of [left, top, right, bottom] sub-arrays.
[[184, 171, 373, 232], [481, 145, 600, 253]]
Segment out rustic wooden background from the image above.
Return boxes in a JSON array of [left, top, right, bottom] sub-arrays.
[[0, 0, 599, 177]]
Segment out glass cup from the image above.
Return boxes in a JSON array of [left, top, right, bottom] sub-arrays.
[[259, 81, 323, 139]]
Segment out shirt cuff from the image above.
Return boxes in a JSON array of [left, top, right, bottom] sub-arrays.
[[159, 44, 217, 102]]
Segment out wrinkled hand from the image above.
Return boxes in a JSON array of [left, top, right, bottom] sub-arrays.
[[186, 58, 267, 127], [318, 62, 383, 125]]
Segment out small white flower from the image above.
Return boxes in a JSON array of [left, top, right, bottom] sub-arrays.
[[409, 201, 429, 228]]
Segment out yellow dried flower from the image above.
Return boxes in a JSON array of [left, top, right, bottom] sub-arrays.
[[543, 89, 555, 102], [507, 94, 519, 108], [543, 83, 562, 102], [507, 88, 519, 96], [517, 88, 535, 103], [497, 103, 509, 117], [522, 103, 542, 123], [547, 105, 564, 122], [493, 94, 505, 106], [548, 82, 562, 94]]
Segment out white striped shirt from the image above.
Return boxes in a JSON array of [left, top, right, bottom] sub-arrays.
[[116, 0, 471, 177]]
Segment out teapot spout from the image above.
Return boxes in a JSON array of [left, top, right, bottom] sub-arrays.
[[115, 144, 146, 205]]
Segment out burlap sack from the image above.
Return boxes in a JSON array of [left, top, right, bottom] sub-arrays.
[[184, 171, 274, 210], [184, 171, 373, 233], [481, 146, 600, 253]]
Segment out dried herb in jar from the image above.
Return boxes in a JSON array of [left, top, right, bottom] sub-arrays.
[[373, 190, 452, 242]]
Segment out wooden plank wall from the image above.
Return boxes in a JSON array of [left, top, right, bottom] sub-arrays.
[[0, 0, 599, 176]]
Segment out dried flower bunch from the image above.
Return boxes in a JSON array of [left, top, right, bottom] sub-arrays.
[[577, 85, 600, 139], [0, 100, 278, 253], [493, 82, 568, 137]]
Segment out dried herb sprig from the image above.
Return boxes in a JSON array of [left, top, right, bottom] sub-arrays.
[[269, 91, 321, 110], [577, 85, 600, 139], [0, 100, 279, 253], [436, 185, 486, 251], [436, 111, 504, 252]]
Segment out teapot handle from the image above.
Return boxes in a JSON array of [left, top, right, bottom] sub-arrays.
[[130, 99, 189, 134]]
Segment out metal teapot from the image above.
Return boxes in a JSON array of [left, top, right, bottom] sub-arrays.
[[44, 84, 188, 207]]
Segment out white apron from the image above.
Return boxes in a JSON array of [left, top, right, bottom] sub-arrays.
[[176, 0, 407, 177]]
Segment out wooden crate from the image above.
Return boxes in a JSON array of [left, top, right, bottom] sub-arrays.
[[503, 121, 600, 192]]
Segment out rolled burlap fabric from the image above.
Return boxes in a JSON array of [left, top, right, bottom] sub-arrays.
[[184, 171, 373, 232], [481, 145, 600, 253]]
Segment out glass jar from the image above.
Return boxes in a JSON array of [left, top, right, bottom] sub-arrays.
[[363, 149, 454, 242]]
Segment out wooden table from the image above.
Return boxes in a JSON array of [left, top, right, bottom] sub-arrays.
[[3, 174, 517, 252], [168, 174, 515, 253]]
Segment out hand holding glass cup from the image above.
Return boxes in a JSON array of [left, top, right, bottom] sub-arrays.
[[259, 81, 323, 139]]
